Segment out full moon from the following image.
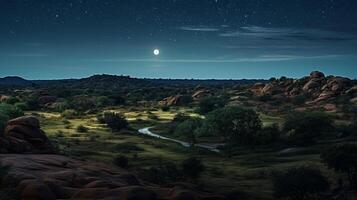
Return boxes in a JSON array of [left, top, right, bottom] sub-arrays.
[[153, 49, 160, 56]]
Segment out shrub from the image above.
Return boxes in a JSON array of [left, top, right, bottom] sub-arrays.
[[201, 106, 262, 144], [181, 157, 205, 179], [148, 113, 159, 120], [255, 123, 281, 145], [161, 106, 170, 112], [61, 109, 80, 119], [196, 96, 228, 115], [0, 103, 24, 119], [321, 143, 357, 190], [14, 102, 28, 111], [24, 98, 40, 110], [76, 125, 89, 133], [178, 95, 193, 106], [174, 117, 202, 145], [283, 112, 334, 145], [272, 166, 329, 200], [4, 97, 19, 105], [142, 161, 183, 184], [102, 112, 128, 131], [172, 112, 191, 123], [113, 155, 129, 168]]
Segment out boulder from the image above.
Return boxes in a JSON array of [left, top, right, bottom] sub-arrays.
[[4, 116, 54, 153], [159, 95, 183, 106], [250, 83, 265, 96], [192, 90, 213, 100], [310, 71, 325, 79], [346, 86, 357, 97], [38, 95, 57, 105]]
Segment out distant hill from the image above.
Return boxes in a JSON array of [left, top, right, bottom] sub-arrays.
[[0, 76, 33, 86], [0, 74, 266, 88]]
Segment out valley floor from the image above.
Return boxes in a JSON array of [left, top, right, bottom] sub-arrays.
[[30, 106, 353, 200]]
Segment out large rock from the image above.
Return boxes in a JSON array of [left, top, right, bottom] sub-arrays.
[[249, 71, 356, 104], [0, 154, 224, 200], [346, 86, 357, 97], [192, 90, 213, 100], [160, 95, 182, 106], [38, 95, 57, 105], [310, 71, 325, 79], [3, 116, 54, 153], [250, 83, 265, 96]]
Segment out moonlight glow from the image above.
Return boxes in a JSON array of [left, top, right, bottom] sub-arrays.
[[153, 49, 160, 56]]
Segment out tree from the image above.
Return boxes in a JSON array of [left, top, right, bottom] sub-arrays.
[[0, 103, 24, 119], [201, 106, 262, 144], [272, 166, 329, 200], [196, 96, 228, 115], [172, 112, 191, 123], [321, 144, 357, 190], [174, 117, 202, 145], [102, 112, 128, 131], [283, 112, 334, 145], [181, 157, 205, 179]]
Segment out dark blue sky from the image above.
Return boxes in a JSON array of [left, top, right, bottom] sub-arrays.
[[0, 0, 356, 79]]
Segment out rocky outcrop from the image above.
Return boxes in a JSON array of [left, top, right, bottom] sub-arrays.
[[38, 95, 57, 105], [249, 71, 355, 104], [0, 154, 224, 200], [159, 95, 183, 106], [192, 90, 213, 100], [0, 116, 54, 153]]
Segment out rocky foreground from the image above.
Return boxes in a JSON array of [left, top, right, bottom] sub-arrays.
[[0, 117, 224, 200], [0, 154, 223, 200]]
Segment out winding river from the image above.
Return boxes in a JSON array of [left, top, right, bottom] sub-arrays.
[[138, 127, 224, 153]]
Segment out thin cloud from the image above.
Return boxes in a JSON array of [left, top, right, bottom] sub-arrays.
[[220, 26, 354, 42], [179, 26, 220, 32], [89, 54, 341, 63]]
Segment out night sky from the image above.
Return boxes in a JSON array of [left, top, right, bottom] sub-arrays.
[[1, 0, 357, 79]]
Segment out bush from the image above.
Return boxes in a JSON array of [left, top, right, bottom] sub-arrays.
[[114, 142, 144, 153], [321, 143, 357, 190], [174, 117, 202, 145], [201, 106, 262, 144], [0, 104, 24, 134], [196, 96, 228, 115], [24, 98, 40, 110], [0, 103, 24, 119], [142, 161, 183, 184], [148, 113, 159, 120], [161, 106, 170, 112], [283, 112, 334, 145], [76, 125, 89, 133], [181, 157, 205, 179], [272, 166, 329, 200], [61, 109, 80, 119], [172, 112, 191, 123], [113, 155, 129, 168], [102, 112, 128, 131]]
